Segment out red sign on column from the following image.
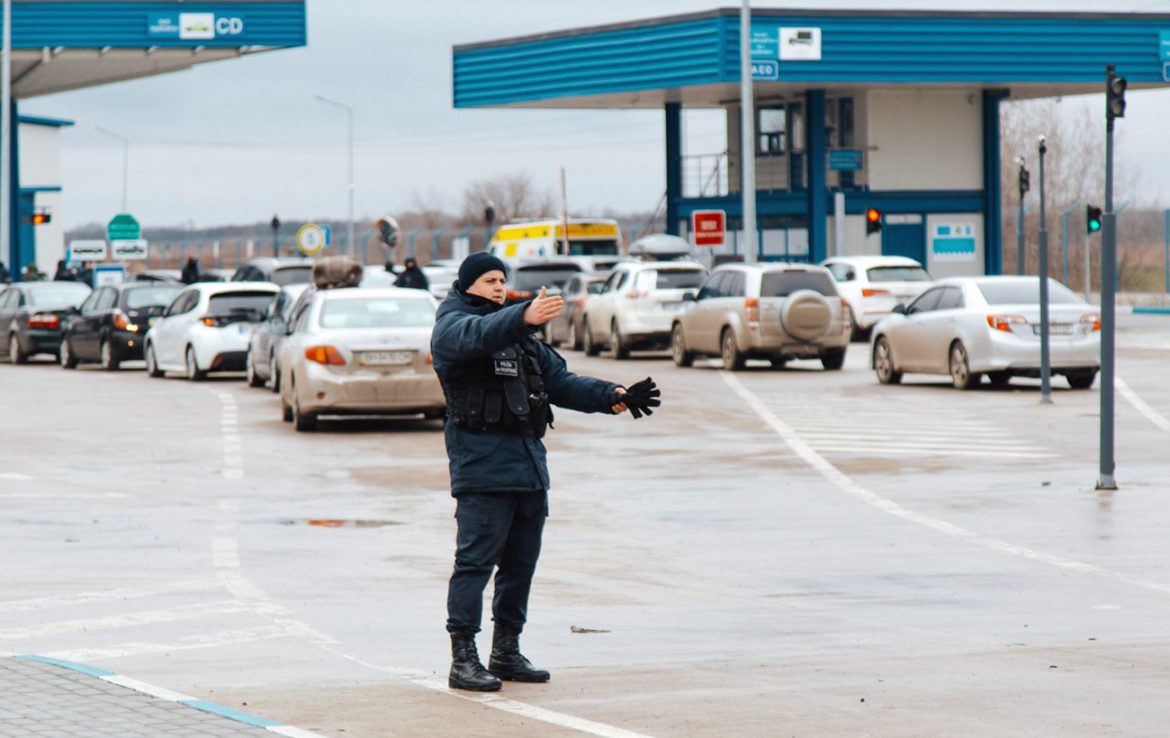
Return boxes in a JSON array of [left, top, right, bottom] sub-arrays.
[[691, 209, 726, 248]]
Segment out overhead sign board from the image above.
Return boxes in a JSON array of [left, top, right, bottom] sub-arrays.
[[147, 12, 246, 40], [780, 27, 822, 61], [751, 29, 778, 58], [751, 60, 779, 81], [691, 210, 726, 248], [111, 239, 149, 260], [931, 223, 976, 262], [829, 149, 864, 171], [107, 213, 140, 242], [296, 223, 331, 255], [1160, 31, 1170, 61], [68, 240, 107, 262]]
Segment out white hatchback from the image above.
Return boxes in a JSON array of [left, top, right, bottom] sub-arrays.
[[582, 261, 707, 358], [278, 287, 444, 431], [821, 255, 932, 338], [144, 282, 279, 380]]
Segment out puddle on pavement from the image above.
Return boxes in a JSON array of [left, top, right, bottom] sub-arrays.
[[282, 519, 403, 528]]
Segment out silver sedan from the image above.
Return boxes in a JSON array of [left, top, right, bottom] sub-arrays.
[[870, 276, 1101, 390], [278, 287, 445, 431]]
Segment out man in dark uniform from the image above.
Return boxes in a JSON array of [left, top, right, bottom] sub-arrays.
[[431, 252, 660, 692], [394, 257, 430, 291]]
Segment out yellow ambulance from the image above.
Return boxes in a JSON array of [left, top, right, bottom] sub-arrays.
[[488, 219, 622, 260]]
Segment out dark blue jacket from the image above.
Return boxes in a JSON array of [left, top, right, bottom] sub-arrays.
[[431, 288, 618, 495]]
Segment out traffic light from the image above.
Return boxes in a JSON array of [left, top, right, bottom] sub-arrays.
[[28, 212, 51, 225], [1018, 165, 1030, 198], [1085, 205, 1102, 235], [865, 208, 883, 236], [1106, 65, 1127, 123]]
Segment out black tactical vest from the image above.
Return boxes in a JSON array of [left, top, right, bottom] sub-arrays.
[[444, 336, 553, 438]]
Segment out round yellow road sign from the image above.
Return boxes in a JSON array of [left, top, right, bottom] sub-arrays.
[[296, 223, 327, 255]]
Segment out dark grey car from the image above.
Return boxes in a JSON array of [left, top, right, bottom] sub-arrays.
[[548, 273, 607, 350], [245, 283, 310, 389], [1, 282, 92, 363]]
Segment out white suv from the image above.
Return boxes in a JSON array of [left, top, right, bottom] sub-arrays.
[[582, 261, 706, 358], [670, 263, 850, 370], [820, 255, 932, 339]]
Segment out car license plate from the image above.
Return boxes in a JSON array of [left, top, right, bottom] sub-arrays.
[[358, 350, 413, 366], [1033, 324, 1074, 335]]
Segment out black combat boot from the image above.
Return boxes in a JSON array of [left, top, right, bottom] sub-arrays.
[[488, 624, 550, 683], [449, 631, 501, 692]]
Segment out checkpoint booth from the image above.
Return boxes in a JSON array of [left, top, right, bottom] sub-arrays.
[[453, 8, 1170, 276], [2, 1, 307, 280]]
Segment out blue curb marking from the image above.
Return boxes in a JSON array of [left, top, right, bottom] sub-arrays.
[[16, 654, 115, 678], [14, 654, 323, 736], [1133, 306, 1170, 315], [181, 699, 284, 728]]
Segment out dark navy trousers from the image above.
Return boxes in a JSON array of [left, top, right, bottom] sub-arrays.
[[446, 491, 548, 634]]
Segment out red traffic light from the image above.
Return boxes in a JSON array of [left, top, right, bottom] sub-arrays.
[[865, 208, 883, 236], [30, 212, 51, 225]]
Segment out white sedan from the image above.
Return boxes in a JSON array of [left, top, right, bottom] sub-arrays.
[[870, 276, 1101, 390], [145, 282, 279, 380], [278, 287, 445, 431], [821, 255, 932, 339]]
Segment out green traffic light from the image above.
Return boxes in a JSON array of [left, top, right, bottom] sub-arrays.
[[1088, 220, 1101, 232]]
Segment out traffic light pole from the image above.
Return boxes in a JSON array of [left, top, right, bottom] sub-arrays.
[[1098, 63, 1124, 491], [1037, 137, 1053, 404], [1016, 158, 1029, 275]]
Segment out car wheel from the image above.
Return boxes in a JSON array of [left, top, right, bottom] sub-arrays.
[[820, 347, 847, 371], [671, 323, 694, 368], [583, 320, 600, 357], [100, 339, 120, 371], [9, 333, 27, 364], [949, 341, 979, 390], [721, 328, 745, 371], [873, 336, 902, 385], [610, 321, 630, 360], [280, 392, 293, 422], [567, 320, 582, 351], [145, 343, 164, 378], [185, 346, 207, 382], [269, 353, 280, 393], [245, 352, 264, 387], [60, 338, 77, 369], [769, 357, 788, 370], [847, 307, 867, 343], [293, 392, 316, 432], [1066, 369, 1098, 390], [987, 371, 1012, 387]]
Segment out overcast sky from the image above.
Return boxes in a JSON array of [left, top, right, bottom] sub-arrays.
[[20, 0, 1170, 230]]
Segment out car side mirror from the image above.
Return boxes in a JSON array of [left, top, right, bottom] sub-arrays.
[[892, 303, 908, 315], [683, 293, 697, 303]]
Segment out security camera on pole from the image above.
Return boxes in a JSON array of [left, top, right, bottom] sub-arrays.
[[1036, 135, 1053, 405], [1097, 63, 1126, 491]]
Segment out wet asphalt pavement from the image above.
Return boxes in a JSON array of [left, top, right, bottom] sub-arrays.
[[1, 313, 1168, 737]]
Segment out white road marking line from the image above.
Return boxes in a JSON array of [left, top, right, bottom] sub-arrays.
[[809, 446, 1057, 459], [1117, 377, 1170, 433], [0, 601, 248, 640], [40, 625, 289, 662], [0, 472, 32, 481], [0, 578, 223, 613], [215, 391, 245, 480], [0, 492, 132, 499], [720, 370, 1170, 596], [794, 431, 1046, 447]]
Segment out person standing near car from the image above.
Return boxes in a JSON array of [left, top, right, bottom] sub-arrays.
[[395, 257, 430, 292], [431, 252, 661, 692]]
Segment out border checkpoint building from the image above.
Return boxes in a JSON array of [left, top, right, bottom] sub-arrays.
[[453, 7, 1170, 277], [2, 0, 306, 280]]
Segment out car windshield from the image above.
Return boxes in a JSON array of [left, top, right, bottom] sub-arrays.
[[567, 240, 619, 256], [360, 269, 398, 288], [633, 269, 706, 290], [514, 266, 582, 290], [867, 265, 931, 283], [320, 297, 435, 329], [977, 280, 1084, 305], [26, 284, 91, 309], [208, 291, 276, 320], [125, 286, 183, 309], [272, 266, 313, 286], [760, 270, 838, 297]]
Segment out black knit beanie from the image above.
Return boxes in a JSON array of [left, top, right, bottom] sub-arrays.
[[457, 253, 509, 291]]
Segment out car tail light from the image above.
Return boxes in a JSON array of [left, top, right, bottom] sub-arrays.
[[507, 289, 533, 301], [986, 314, 1028, 332], [425, 353, 434, 366], [200, 315, 229, 327], [744, 298, 760, 325], [113, 310, 131, 330], [305, 345, 346, 366], [861, 288, 890, 297], [1080, 313, 1102, 331], [28, 313, 59, 329]]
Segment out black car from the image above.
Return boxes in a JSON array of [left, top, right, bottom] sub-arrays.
[[503, 259, 583, 305], [61, 283, 184, 370], [231, 257, 313, 287], [0, 281, 92, 363]]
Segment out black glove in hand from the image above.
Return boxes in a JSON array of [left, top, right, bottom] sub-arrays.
[[622, 377, 661, 419]]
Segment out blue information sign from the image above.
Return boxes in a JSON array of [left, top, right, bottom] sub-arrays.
[[751, 29, 778, 58], [1161, 31, 1170, 61], [751, 60, 779, 81], [828, 149, 864, 171]]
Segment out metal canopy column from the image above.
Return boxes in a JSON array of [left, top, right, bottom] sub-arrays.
[[982, 89, 1009, 275], [665, 102, 682, 236], [806, 90, 827, 263]]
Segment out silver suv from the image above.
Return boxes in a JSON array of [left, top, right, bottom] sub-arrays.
[[670, 263, 850, 370]]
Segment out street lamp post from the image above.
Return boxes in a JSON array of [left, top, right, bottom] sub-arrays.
[[739, 0, 757, 264], [1, 0, 12, 276], [314, 94, 355, 257], [96, 127, 129, 212]]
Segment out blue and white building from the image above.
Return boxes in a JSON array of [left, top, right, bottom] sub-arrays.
[[453, 8, 1170, 276], [4, 0, 307, 278]]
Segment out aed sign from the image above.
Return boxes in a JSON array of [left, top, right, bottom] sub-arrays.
[[691, 209, 726, 248], [780, 27, 822, 61], [751, 60, 779, 81]]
